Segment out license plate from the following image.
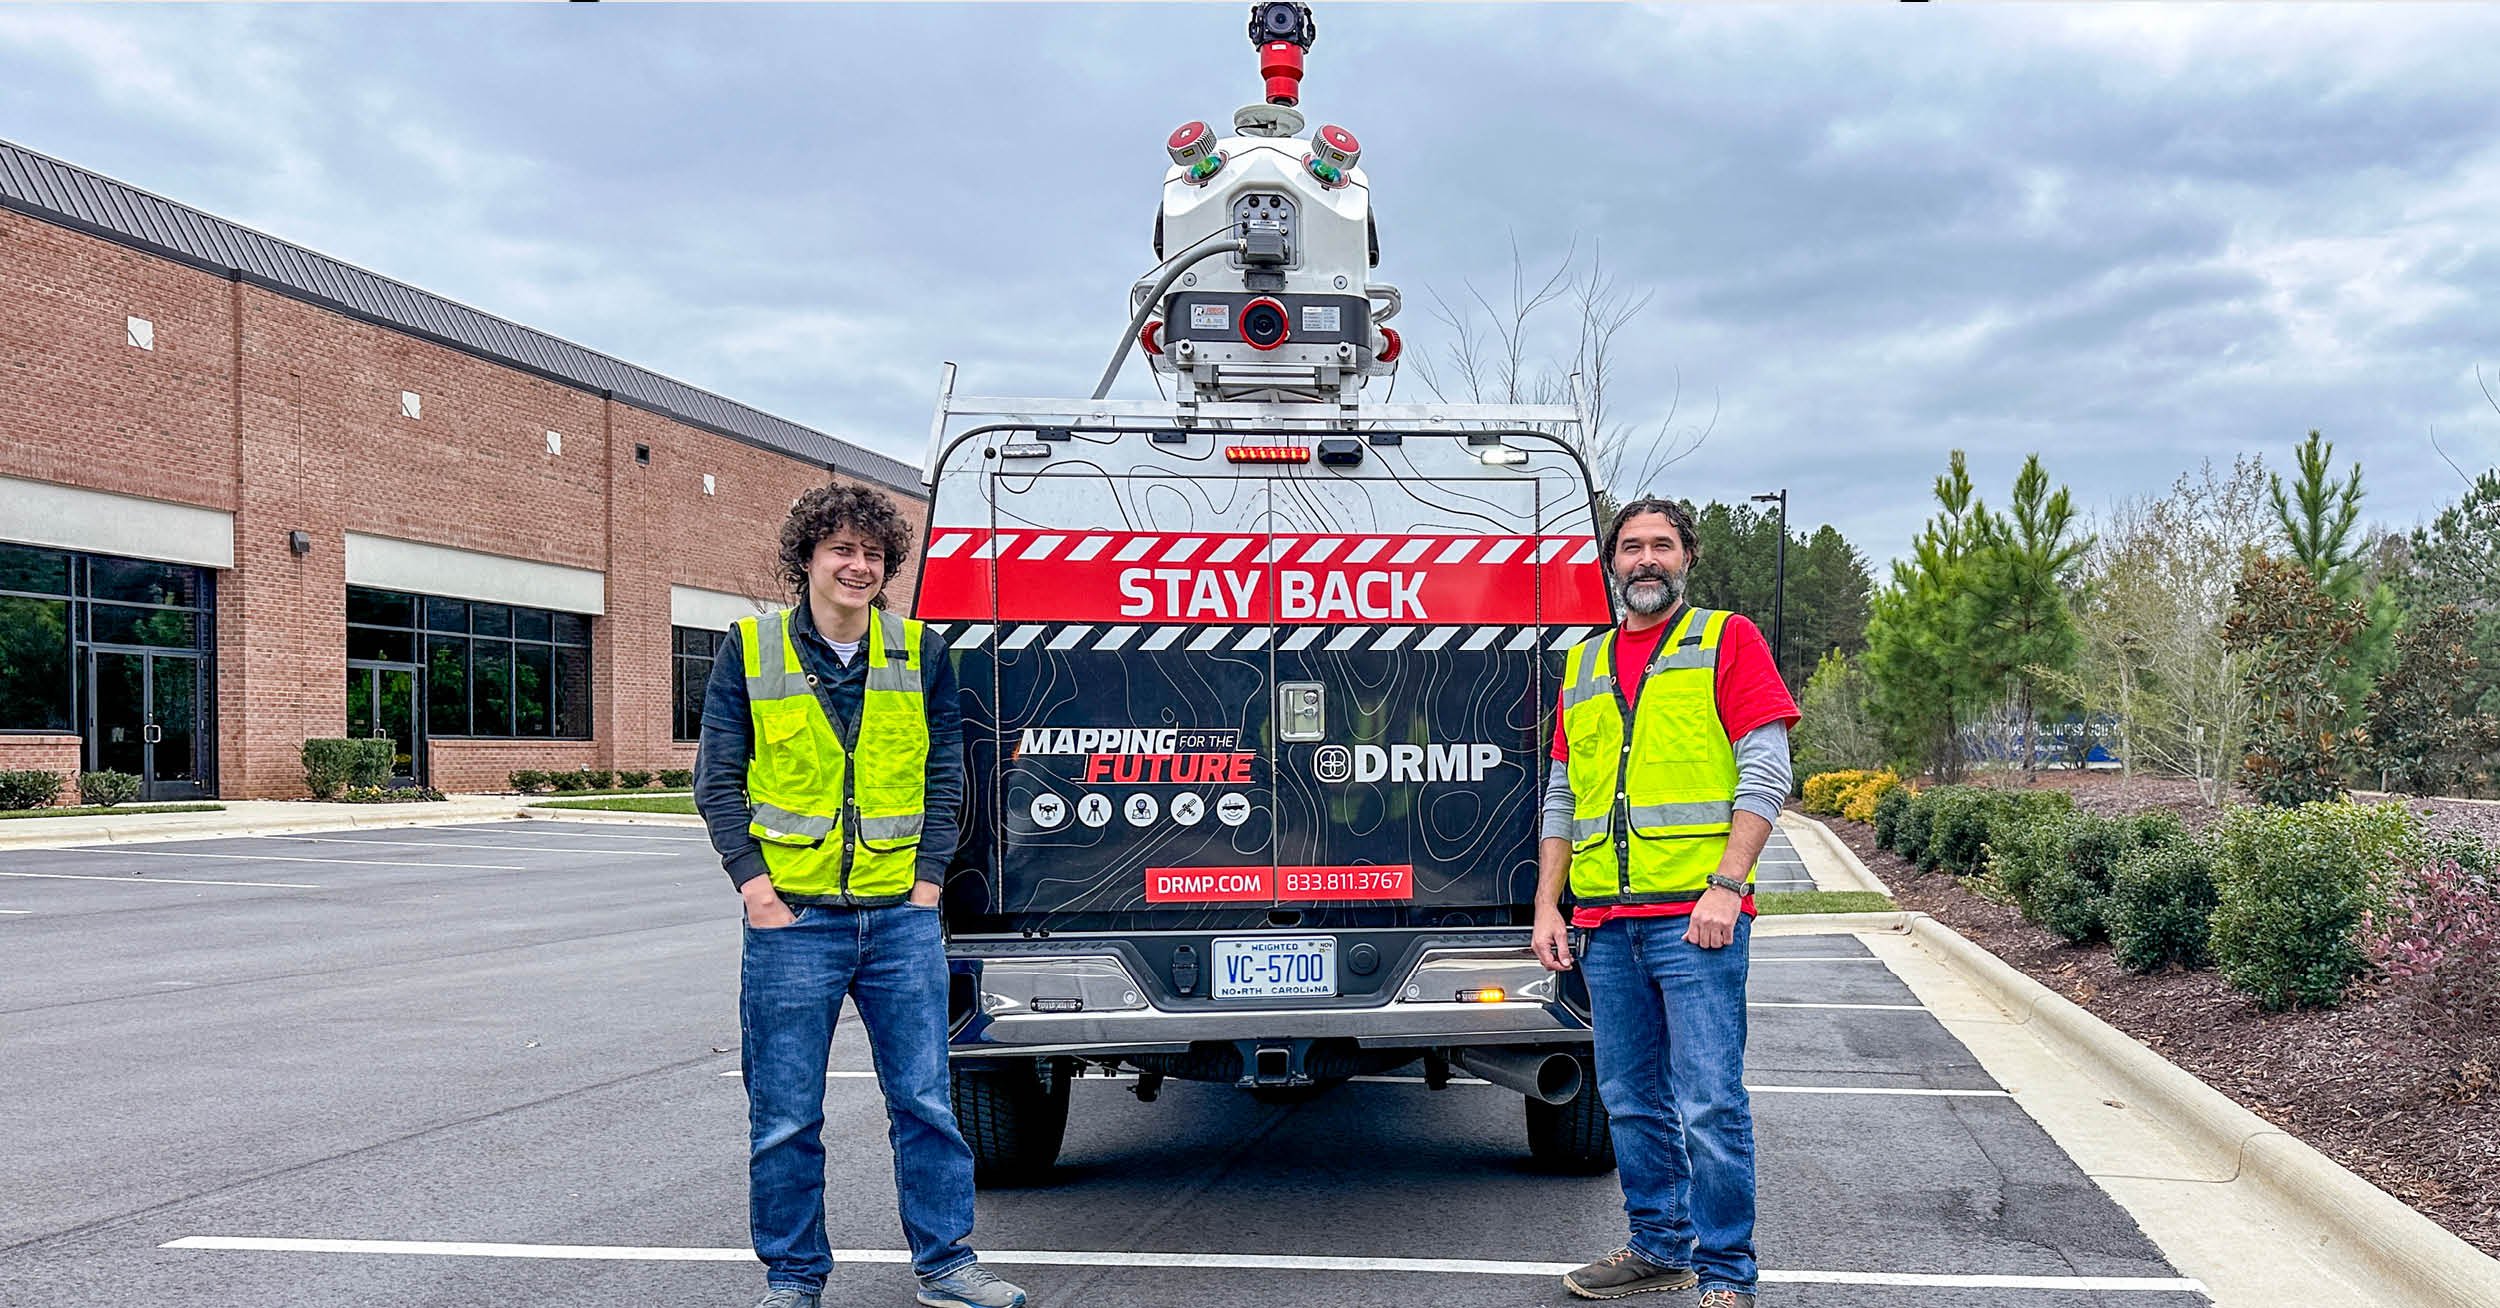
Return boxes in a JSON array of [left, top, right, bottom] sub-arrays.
[[1211, 936, 1337, 999]]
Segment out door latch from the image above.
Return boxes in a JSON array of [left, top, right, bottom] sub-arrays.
[[1277, 681, 1323, 741]]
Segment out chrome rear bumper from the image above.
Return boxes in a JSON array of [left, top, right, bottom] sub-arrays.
[[948, 942, 1590, 1057]]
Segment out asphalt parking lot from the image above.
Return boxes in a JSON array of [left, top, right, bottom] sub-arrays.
[[0, 820, 2207, 1307]]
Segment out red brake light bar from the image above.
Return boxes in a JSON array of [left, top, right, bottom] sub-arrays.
[[1225, 444, 1312, 464]]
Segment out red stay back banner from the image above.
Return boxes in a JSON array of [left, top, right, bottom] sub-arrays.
[[916, 529, 1610, 625]]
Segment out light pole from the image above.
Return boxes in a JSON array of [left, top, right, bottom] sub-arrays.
[[1750, 489, 1788, 679]]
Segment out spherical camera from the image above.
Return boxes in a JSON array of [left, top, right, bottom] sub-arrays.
[[1239, 297, 1290, 351], [1249, 2, 1315, 49]]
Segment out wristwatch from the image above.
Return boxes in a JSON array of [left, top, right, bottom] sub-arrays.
[[1706, 872, 1750, 897]]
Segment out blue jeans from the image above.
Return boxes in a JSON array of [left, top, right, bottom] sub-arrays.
[[1581, 912, 1756, 1296], [742, 902, 976, 1291]]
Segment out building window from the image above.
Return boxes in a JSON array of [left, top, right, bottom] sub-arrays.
[[2, 543, 215, 736], [348, 586, 592, 739], [673, 626, 726, 741]]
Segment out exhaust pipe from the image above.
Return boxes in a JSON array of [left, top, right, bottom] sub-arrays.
[[1448, 1047, 1583, 1106]]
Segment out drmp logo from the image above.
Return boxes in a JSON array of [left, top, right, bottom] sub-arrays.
[[1313, 742, 1506, 784]]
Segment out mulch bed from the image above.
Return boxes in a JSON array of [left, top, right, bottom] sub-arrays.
[[1814, 791, 2500, 1258]]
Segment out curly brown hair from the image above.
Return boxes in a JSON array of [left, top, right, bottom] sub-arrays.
[[1603, 495, 1701, 566], [778, 482, 915, 603]]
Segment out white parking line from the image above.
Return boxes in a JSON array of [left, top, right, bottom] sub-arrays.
[[0, 907, 33, 914], [502, 827, 709, 843], [754, 1070, 2000, 1098], [157, 1237, 2201, 1292], [1749, 1001, 1927, 1012], [38, 848, 520, 871], [255, 836, 674, 857], [0, 871, 321, 890], [1751, 956, 1884, 963]]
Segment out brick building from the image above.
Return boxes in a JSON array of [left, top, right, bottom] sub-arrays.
[[0, 138, 927, 799]]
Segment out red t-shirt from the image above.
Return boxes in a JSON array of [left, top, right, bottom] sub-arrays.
[[1550, 610, 1799, 927]]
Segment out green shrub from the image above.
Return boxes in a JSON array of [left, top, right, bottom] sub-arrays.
[[301, 739, 366, 800], [2029, 816, 2124, 943], [2210, 800, 2418, 1010], [2109, 839, 2219, 972], [349, 739, 392, 789], [1871, 785, 1914, 849], [77, 770, 140, 806], [617, 769, 653, 790], [0, 769, 66, 811], [509, 769, 548, 795], [659, 768, 693, 789], [1991, 815, 2067, 913], [1894, 788, 1939, 863], [582, 769, 615, 791], [1916, 787, 2072, 877]]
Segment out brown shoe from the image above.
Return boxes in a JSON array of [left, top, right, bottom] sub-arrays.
[[1562, 1247, 1699, 1300], [1697, 1290, 1756, 1307]]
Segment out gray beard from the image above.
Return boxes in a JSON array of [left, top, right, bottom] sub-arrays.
[[1618, 568, 1687, 616]]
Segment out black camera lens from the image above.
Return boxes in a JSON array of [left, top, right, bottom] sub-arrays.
[[1257, 4, 1301, 38], [1239, 298, 1289, 350]]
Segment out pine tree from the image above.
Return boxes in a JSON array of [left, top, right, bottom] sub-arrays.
[[1965, 455, 2091, 776], [1866, 452, 1990, 780], [2270, 430, 2396, 719]]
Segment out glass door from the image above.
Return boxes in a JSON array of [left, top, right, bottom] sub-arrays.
[[89, 650, 207, 800], [347, 662, 424, 787]]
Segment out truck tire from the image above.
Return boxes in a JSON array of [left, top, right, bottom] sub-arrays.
[[1524, 1052, 1615, 1174], [951, 1060, 1071, 1185]]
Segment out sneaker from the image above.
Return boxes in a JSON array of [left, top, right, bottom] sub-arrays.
[[751, 1290, 819, 1308], [917, 1261, 1028, 1308], [1562, 1247, 1699, 1300], [1697, 1290, 1756, 1308]]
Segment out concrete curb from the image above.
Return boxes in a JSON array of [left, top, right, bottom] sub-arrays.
[[1779, 812, 1893, 896], [1905, 912, 2500, 1306], [1754, 910, 1909, 937], [0, 803, 527, 850], [518, 806, 704, 827]]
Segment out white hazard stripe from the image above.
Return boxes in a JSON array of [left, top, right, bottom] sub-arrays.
[[1389, 539, 1433, 564], [937, 624, 1597, 652], [1114, 537, 1156, 562], [1019, 534, 1066, 560], [1205, 538, 1252, 564], [1160, 537, 1203, 563], [1066, 536, 1110, 562], [1344, 538, 1389, 564], [1298, 538, 1341, 564], [1533, 538, 1571, 563], [1477, 538, 1525, 564], [972, 533, 1018, 560], [1568, 540, 1599, 564], [1433, 540, 1477, 565], [926, 532, 972, 558]]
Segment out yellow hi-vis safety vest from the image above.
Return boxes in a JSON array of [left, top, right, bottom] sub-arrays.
[[1558, 606, 1742, 907], [738, 606, 929, 904]]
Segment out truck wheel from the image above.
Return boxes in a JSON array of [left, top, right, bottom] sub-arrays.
[[951, 1060, 1070, 1185], [1524, 1053, 1615, 1175]]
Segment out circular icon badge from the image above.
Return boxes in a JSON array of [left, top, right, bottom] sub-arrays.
[[1313, 744, 1352, 784], [1076, 793, 1113, 828], [1171, 792, 1206, 826], [1215, 792, 1252, 827], [1028, 792, 1068, 829], [1124, 793, 1160, 827]]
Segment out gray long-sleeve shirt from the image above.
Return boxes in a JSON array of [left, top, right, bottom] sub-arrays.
[[1540, 721, 1791, 842]]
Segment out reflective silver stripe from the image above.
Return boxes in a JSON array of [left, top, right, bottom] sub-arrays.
[[1560, 672, 1618, 712], [1627, 800, 1734, 829], [749, 799, 835, 842], [1654, 647, 1717, 671], [858, 812, 924, 841], [1569, 813, 1611, 843], [865, 611, 921, 691], [744, 612, 813, 701]]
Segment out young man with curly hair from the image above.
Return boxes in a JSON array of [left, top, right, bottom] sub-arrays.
[[696, 483, 1026, 1308]]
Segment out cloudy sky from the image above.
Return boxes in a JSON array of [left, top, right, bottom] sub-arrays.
[[6, 3, 2496, 564]]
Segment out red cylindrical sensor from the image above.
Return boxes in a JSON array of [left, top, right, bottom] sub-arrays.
[[1260, 40, 1305, 105]]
